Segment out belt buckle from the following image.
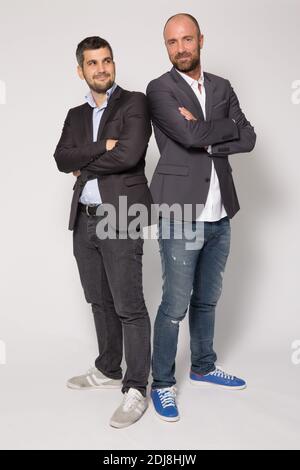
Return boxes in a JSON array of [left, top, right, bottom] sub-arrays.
[[85, 205, 91, 216]]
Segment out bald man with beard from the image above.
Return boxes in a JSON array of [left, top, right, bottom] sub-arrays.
[[147, 14, 256, 422]]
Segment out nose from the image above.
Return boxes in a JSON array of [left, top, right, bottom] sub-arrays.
[[177, 41, 185, 54], [95, 63, 106, 75]]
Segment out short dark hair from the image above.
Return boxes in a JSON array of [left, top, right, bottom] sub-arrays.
[[164, 13, 201, 37], [76, 36, 114, 68]]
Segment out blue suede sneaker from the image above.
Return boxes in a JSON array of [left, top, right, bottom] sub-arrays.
[[151, 386, 179, 422], [190, 368, 247, 390]]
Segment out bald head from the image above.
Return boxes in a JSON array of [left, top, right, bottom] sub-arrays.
[[164, 13, 201, 39], [163, 13, 204, 75]]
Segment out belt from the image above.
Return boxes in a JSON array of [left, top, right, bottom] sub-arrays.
[[78, 203, 101, 216]]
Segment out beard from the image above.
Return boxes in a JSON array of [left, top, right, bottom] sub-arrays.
[[171, 46, 201, 73], [84, 72, 114, 94]]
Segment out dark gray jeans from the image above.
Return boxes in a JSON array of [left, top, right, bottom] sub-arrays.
[[73, 211, 151, 397]]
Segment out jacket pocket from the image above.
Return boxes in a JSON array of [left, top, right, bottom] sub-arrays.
[[157, 164, 189, 176], [124, 175, 148, 186], [212, 99, 228, 109]]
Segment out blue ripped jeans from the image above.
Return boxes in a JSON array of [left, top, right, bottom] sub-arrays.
[[152, 216, 231, 390]]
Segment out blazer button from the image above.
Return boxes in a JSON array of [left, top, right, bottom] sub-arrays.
[[205, 177, 210, 183]]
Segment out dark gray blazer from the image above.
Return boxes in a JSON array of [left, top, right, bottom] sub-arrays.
[[54, 86, 153, 231], [146, 67, 256, 220]]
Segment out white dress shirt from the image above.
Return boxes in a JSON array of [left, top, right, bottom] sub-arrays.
[[176, 69, 228, 222], [79, 83, 117, 205]]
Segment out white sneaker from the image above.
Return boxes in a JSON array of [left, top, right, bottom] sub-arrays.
[[109, 388, 148, 428], [67, 366, 122, 390]]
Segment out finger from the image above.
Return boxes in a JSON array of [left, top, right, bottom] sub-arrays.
[[182, 112, 193, 119]]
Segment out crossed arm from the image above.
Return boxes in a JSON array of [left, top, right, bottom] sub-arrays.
[[54, 93, 152, 178], [54, 109, 107, 174], [210, 82, 256, 156], [146, 80, 256, 156]]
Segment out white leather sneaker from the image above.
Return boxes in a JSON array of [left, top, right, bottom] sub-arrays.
[[109, 388, 148, 428]]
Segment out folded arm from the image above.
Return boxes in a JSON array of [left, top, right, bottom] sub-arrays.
[[146, 82, 239, 149], [80, 93, 152, 177], [53, 110, 107, 173], [211, 82, 257, 156]]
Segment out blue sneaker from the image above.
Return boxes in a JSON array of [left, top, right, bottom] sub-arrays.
[[151, 386, 179, 422], [190, 368, 247, 390]]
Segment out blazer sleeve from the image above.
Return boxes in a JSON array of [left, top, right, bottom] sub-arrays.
[[211, 81, 257, 156], [146, 80, 240, 149], [53, 109, 107, 173], [80, 93, 152, 177]]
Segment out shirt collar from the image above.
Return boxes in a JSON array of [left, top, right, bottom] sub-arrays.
[[85, 82, 117, 109], [175, 66, 204, 88]]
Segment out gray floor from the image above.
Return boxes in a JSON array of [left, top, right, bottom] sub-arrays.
[[0, 338, 299, 450]]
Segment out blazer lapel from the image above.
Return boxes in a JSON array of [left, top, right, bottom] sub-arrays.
[[96, 85, 123, 140], [82, 85, 123, 143], [170, 67, 204, 120], [204, 72, 214, 122], [83, 103, 94, 142]]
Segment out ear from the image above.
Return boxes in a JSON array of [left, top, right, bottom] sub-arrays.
[[77, 65, 84, 80], [199, 34, 204, 50]]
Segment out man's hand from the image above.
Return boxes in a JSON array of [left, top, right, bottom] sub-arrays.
[[106, 139, 118, 151], [179, 107, 197, 121], [179, 107, 208, 149], [73, 170, 81, 177]]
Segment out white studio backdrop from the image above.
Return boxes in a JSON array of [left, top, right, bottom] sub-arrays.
[[0, 0, 299, 450]]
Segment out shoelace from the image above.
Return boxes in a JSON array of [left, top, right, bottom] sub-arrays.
[[122, 389, 143, 411], [208, 368, 234, 381], [157, 387, 177, 409]]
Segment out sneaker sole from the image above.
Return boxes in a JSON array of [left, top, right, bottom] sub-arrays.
[[153, 408, 180, 422], [67, 382, 122, 390], [189, 379, 247, 391]]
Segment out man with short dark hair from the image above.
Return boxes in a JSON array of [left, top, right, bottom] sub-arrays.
[[147, 14, 256, 422], [54, 36, 152, 428]]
